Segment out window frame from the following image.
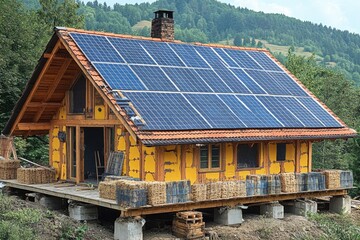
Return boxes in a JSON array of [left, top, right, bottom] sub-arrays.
[[236, 143, 261, 170], [68, 75, 86, 114], [198, 144, 222, 172]]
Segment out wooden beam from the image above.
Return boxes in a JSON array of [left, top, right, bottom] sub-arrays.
[[45, 58, 73, 102], [308, 142, 312, 172], [180, 145, 186, 180], [17, 122, 51, 131], [27, 102, 63, 108], [10, 41, 62, 135], [123, 189, 348, 217], [51, 119, 120, 126], [264, 142, 270, 175], [139, 143, 145, 180], [33, 107, 46, 122]]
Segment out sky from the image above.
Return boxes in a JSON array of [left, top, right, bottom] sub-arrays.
[[98, 0, 360, 34]]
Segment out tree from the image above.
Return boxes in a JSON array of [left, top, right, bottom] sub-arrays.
[[233, 34, 243, 46], [251, 37, 256, 47]]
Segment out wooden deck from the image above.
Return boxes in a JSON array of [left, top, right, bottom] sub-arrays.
[[1, 179, 349, 217]]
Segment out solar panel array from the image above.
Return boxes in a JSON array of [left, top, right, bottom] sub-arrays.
[[70, 32, 343, 130]]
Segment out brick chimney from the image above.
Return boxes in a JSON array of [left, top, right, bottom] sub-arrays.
[[151, 10, 174, 41]]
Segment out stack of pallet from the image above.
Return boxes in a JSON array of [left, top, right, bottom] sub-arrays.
[[280, 173, 298, 193], [147, 181, 166, 205], [191, 184, 207, 202], [172, 211, 205, 240], [266, 175, 281, 194], [0, 160, 20, 180], [116, 180, 147, 208], [17, 167, 55, 184], [166, 180, 191, 204], [324, 170, 341, 189], [206, 182, 222, 200]]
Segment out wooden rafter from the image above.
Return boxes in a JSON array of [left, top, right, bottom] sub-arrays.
[[10, 41, 62, 135], [17, 123, 51, 131], [27, 102, 63, 107]]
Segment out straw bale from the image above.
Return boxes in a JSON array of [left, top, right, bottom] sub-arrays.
[[99, 181, 117, 200], [191, 184, 207, 202], [206, 182, 222, 200], [147, 181, 166, 205], [324, 170, 341, 189], [280, 173, 297, 193]]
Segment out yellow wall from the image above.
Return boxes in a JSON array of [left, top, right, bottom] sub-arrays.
[[163, 145, 181, 181]]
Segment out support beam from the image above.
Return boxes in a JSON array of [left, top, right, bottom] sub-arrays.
[[27, 102, 63, 108], [295, 140, 301, 173], [51, 119, 120, 126], [17, 122, 51, 131], [76, 126, 81, 184]]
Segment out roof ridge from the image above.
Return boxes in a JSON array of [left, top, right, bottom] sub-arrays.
[[56, 27, 269, 52]]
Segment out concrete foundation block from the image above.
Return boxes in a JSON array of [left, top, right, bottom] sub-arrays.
[[114, 217, 145, 240], [260, 202, 284, 219], [329, 195, 351, 214], [36, 194, 63, 210], [68, 202, 98, 221], [289, 200, 317, 216], [214, 207, 243, 225]]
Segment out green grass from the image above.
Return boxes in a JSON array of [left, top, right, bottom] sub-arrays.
[[132, 20, 151, 31]]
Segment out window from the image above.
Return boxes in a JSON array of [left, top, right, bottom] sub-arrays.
[[237, 143, 259, 169], [277, 143, 286, 161], [200, 144, 221, 170], [69, 75, 86, 114]]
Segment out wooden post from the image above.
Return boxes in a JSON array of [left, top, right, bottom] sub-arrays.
[[308, 142, 312, 172], [125, 131, 130, 176], [139, 143, 145, 181], [264, 142, 270, 175], [76, 126, 81, 183], [180, 145, 186, 180], [295, 140, 301, 173]]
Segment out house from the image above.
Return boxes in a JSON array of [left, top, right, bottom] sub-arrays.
[[2, 10, 356, 186]]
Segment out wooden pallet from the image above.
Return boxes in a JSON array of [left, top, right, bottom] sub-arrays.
[[172, 211, 205, 239]]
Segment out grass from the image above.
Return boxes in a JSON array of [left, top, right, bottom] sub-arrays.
[[132, 20, 151, 31]]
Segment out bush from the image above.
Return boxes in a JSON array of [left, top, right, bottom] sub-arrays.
[[60, 223, 88, 240]]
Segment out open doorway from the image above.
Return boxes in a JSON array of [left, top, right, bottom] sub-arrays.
[[83, 127, 104, 182]]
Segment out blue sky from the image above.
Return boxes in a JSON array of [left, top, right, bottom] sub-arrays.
[[98, 0, 360, 34]]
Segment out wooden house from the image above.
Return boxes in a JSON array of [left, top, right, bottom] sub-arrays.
[[2, 11, 356, 185]]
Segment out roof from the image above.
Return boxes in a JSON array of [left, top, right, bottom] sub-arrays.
[[3, 27, 357, 145]]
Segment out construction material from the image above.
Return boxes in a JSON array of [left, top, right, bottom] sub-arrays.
[[18, 157, 55, 172], [17, 167, 55, 184], [340, 170, 353, 188], [68, 201, 98, 221], [260, 202, 284, 219], [147, 181, 166, 205], [116, 180, 148, 208], [324, 170, 341, 189], [166, 180, 191, 204], [0, 160, 20, 179], [114, 217, 145, 240], [0, 136, 17, 160], [103, 151, 124, 179], [214, 207, 243, 225], [329, 195, 351, 214], [99, 181, 117, 200], [206, 182, 222, 200], [280, 173, 297, 193], [191, 184, 207, 202], [172, 211, 205, 239]]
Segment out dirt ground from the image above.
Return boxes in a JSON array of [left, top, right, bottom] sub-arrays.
[[3, 193, 360, 240]]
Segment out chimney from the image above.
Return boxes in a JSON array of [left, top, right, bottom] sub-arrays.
[[151, 10, 174, 41]]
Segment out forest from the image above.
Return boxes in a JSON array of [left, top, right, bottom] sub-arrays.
[[1, 0, 360, 195]]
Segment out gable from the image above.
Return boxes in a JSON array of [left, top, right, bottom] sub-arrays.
[[69, 31, 342, 131]]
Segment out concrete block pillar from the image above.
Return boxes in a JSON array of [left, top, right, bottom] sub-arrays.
[[114, 217, 145, 240], [288, 200, 317, 217], [329, 195, 351, 214], [260, 202, 284, 219], [68, 201, 98, 221], [214, 207, 245, 225], [35, 194, 64, 210]]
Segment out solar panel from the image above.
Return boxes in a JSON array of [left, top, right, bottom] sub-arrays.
[[185, 94, 246, 128], [93, 63, 146, 90], [231, 69, 266, 94], [220, 95, 279, 128], [108, 38, 155, 65], [247, 51, 283, 71], [223, 49, 262, 69], [297, 98, 342, 127], [140, 41, 185, 66], [70, 32, 343, 131], [214, 69, 251, 94], [195, 69, 232, 92], [130, 65, 178, 91], [245, 69, 289, 95], [237, 95, 283, 127], [212, 48, 239, 68], [123, 92, 210, 130], [169, 43, 209, 68], [275, 97, 324, 127], [257, 96, 304, 127], [194, 46, 227, 69], [162, 67, 212, 92], [70, 33, 124, 63]]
